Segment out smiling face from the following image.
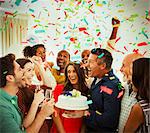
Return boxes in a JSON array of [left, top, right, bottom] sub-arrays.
[[67, 65, 78, 85], [88, 54, 106, 78], [22, 62, 34, 87], [120, 57, 131, 82], [36, 47, 46, 62], [120, 53, 143, 83], [82, 50, 90, 64], [57, 51, 70, 71]]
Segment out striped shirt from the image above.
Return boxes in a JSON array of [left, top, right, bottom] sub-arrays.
[[137, 100, 150, 133]]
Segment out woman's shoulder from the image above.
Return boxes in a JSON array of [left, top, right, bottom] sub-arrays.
[[132, 103, 143, 115]]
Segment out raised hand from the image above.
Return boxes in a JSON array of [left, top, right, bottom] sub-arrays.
[[33, 89, 44, 105], [32, 56, 43, 65], [112, 17, 120, 27], [40, 98, 55, 117]]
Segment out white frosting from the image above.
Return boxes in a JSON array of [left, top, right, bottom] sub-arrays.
[[55, 94, 89, 110]]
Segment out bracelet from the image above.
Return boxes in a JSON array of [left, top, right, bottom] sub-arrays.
[[112, 24, 120, 28]]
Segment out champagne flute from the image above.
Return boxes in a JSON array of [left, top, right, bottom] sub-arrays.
[[45, 89, 53, 119]]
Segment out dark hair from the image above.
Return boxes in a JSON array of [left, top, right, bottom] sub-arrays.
[[16, 58, 34, 113], [64, 62, 88, 96], [132, 58, 150, 102], [91, 48, 113, 69], [0, 54, 15, 87], [23, 44, 45, 58], [58, 50, 70, 60], [16, 58, 32, 69]]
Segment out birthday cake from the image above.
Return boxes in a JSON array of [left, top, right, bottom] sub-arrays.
[[55, 90, 89, 110]]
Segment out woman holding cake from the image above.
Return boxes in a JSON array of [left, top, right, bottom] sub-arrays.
[[51, 62, 89, 133]]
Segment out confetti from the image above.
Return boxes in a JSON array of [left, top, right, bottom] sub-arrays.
[[141, 28, 149, 39], [97, 32, 101, 36], [83, 31, 90, 35], [35, 30, 45, 33], [98, 53, 104, 59], [79, 27, 87, 31], [86, 100, 93, 104], [137, 42, 148, 46], [124, 46, 128, 51], [117, 90, 124, 98], [74, 50, 78, 55], [118, 10, 124, 13], [133, 49, 139, 54], [5, 12, 13, 16], [29, 8, 34, 13], [109, 76, 115, 80], [115, 37, 121, 43], [95, 110, 102, 115], [31, 0, 38, 3], [100, 86, 113, 95], [83, 18, 88, 25], [70, 37, 76, 42], [15, 0, 22, 6]]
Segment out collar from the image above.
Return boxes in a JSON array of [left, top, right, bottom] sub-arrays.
[[0, 89, 18, 103]]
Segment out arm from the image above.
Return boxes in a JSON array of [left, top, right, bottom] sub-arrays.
[[123, 103, 144, 132], [52, 108, 65, 133], [32, 56, 56, 90], [106, 17, 120, 52], [26, 99, 55, 133], [109, 17, 120, 40], [23, 90, 44, 128]]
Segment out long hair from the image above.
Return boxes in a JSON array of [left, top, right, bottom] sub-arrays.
[[16, 58, 34, 112], [64, 62, 88, 96], [23, 44, 45, 58], [132, 58, 150, 102]]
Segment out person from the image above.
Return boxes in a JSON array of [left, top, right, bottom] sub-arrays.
[[0, 54, 55, 133], [118, 53, 143, 132], [84, 48, 123, 132], [16, 57, 55, 132], [51, 62, 89, 133], [23, 44, 56, 90], [51, 50, 70, 85], [81, 50, 91, 65], [123, 58, 150, 132], [80, 17, 120, 88], [16, 58, 34, 116]]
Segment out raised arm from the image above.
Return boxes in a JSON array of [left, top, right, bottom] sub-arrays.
[[26, 99, 55, 133], [32, 56, 56, 90], [106, 17, 120, 52], [109, 17, 120, 40], [23, 90, 44, 128]]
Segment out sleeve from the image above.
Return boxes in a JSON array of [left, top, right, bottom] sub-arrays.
[[53, 84, 64, 102], [45, 68, 57, 90], [51, 69, 65, 84], [0, 106, 26, 133], [85, 83, 120, 129]]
